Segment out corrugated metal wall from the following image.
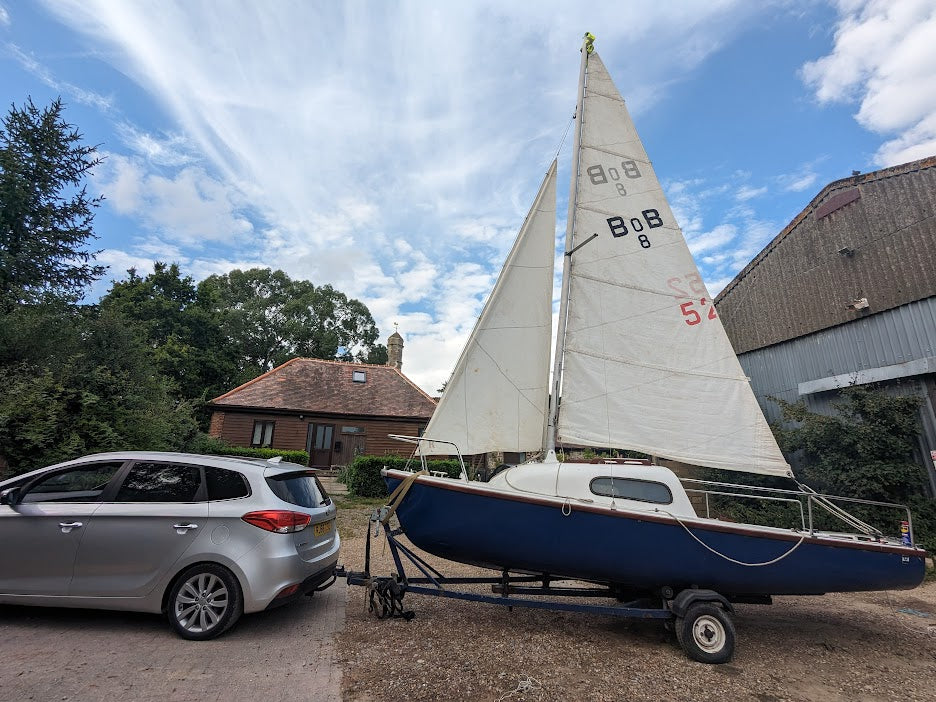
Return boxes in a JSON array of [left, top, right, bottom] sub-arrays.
[[737, 297, 936, 492], [716, 156, 936, 354]]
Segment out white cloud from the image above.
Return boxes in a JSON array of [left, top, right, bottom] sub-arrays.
[[688, 224, 737, 255], [800, 0, 936, 166], [94, 153, 253, 246], [736, 185, 767, 201], [97, 249, 157, 279], [116, 122, 199, 168], [778, 170, 817, 193], [5, 42, 112, 110], [0, 5, 10, 26]]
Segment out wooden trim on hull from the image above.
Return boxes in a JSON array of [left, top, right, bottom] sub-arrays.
[[383, 470, 924, 558]]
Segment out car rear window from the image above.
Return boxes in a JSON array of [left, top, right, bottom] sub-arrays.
[[205, 466, 250, 500], [265, 471, 330, 508]]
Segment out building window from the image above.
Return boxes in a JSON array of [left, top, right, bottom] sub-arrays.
[[251, 420, 275, 448], [341, 425, 365, 434], [352, 369, 366, 383]]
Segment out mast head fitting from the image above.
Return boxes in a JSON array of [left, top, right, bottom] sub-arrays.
[[584, 32, 595, 54]]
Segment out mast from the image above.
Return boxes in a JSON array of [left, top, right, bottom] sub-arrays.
[[544, 32, 593, 455]]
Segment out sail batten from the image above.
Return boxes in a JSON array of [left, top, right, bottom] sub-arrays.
[[555, 52, 791, 477]]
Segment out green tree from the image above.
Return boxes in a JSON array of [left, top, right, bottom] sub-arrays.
[[774, 385, 926, 503], [0, 97, 104, 309], [0, 305, 198, 475], [699, 385, 935, 547], [100, 262, 235, 403], [772, 385, 935, 549], [198, 267, 385, 383]]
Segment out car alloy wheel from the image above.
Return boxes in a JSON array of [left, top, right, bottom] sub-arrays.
[[168, 564, 242, 640]]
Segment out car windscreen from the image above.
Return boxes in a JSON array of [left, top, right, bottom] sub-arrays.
[[265, 471, 330, 508]]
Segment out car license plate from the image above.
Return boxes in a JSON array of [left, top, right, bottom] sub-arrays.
[[313, 520, 333, 537]]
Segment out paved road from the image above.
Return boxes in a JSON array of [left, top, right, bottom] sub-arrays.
[[0, 580, 347, 702]]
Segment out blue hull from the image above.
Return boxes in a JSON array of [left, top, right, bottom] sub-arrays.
[[385, 473, 925, 596]]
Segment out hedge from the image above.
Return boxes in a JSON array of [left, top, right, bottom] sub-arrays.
[[346, 455, 463, 498], [187, 434, 309, 465], [213, 446, 310, 464]]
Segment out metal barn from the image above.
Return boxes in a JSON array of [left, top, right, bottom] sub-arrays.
[[715, 156, 936, 493]]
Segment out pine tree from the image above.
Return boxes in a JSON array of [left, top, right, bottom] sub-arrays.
[[0, 97, 105, 308]]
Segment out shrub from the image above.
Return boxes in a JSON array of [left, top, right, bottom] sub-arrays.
[[700, 385, 934, 548], [346, 455, 463, 498], [186, 434, 308, 465]]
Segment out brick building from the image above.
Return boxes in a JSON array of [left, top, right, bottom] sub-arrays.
[[208, 333, 435, 468]]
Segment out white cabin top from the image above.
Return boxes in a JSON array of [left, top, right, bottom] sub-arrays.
[[486, 459, 697, 517]]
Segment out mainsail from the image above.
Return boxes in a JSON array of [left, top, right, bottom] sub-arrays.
[[420, 161, 557, 455], [555, 53, 791, 477]]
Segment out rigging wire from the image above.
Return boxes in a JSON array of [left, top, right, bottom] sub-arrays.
[[548, 110, 576, 172]]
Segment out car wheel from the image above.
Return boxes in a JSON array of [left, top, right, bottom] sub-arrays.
[[167, 563, 242, 640]]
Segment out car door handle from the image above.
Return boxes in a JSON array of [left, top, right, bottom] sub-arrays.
[[59, 521, 83, 533], [172, 523, 199, 532]]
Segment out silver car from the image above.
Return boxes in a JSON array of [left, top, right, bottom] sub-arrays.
[[0, 451, 340, 639]]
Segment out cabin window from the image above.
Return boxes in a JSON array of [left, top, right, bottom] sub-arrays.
[[251, 420, 275, 448], [352, 370, 366, 383], [589, 477, 672, 505], [341, 425, 365, 434]]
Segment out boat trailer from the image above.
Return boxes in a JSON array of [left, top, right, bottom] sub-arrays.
[[338, 509, 762, 664]]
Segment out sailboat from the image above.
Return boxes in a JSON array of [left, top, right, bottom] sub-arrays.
[[381, 34, 925, 648]]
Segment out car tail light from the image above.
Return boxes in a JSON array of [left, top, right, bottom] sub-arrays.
[[242, 510, 312, 533]]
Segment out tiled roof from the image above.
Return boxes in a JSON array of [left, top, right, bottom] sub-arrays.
[[210, 358, 437, 419]]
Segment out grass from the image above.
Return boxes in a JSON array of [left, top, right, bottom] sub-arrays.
[[333, 494, 386, 509], [333, 493, 386, 538]]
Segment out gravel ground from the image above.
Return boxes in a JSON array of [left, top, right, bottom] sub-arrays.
[[333, 500, 936, 702]]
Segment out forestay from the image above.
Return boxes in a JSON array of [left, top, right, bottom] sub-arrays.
[[419, 161, 557, 456], [555, 54, 791, 477]]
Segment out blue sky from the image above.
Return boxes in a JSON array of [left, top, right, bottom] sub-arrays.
[[2, 1, 935, 393]]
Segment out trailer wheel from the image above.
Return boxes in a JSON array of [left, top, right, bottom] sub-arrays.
[[677, 603, 735, 664]]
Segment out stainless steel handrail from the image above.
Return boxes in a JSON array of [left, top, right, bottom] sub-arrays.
[[680, 478, 915, 546], [387, 434, 469, 482], [684, 488, 806, 530]]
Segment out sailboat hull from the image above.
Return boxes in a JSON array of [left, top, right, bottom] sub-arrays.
[[385, 472, 925, 596]]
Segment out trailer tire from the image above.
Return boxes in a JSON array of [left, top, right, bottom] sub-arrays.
[[677, 603, 735, 664]]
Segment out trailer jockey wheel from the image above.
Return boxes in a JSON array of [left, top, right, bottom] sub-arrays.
[[676, 602, 735, 664]]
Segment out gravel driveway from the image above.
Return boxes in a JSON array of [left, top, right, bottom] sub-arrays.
[[335, 504, 936, 702]]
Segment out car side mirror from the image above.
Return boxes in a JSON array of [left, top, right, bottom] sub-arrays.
[[0, 487, 21, 506]]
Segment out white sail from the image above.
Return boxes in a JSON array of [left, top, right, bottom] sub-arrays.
[[555, 53, 791, 477], [420, 161, 557, 456]]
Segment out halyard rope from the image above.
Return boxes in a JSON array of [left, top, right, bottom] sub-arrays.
[[657, 508, 808, 567]]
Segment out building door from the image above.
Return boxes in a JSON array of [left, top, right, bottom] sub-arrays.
[[335, 433, 366, 467], [307, 423, 335, 468]]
